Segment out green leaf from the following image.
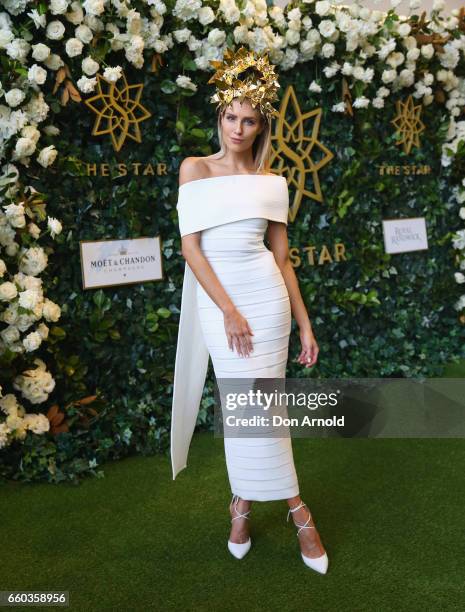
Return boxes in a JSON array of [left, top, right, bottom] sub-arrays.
[[161, 80, 176, 94], [156, 307, 171, 319]]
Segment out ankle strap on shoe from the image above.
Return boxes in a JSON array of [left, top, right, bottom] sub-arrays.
[[231, 493, 251, 522], [286, 500, 306, 522], [287, 501, 315, 535]]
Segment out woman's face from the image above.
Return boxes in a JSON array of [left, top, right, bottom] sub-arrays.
[[220, 99, 264, 150]]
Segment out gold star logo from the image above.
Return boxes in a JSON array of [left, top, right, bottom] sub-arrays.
[[271, 85, 334, 223], [391, 95, 425, 155], [83, 71, 152, 152]]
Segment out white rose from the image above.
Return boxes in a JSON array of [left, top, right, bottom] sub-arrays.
[[0, 394, 19, 417], [13, 137, 36, 159], [176, 75, 197, 92], [2, 303, 19, 325], [42, 125, 60, 136], [6, 414, 24, 431], [42, 298, 61, 322], [398, 23, 411, 37], [286, 29, 300, 45], [23, 331, 42, 352], [65, 0, 84, 24], [455, 272, 465, 284], [31, 42, 51, 61], [82, 0, 106, 16], [28, 64, 47, 85], [50, 0, 69, 14], [0, 258, 6, 277], [0, 281, 18, 301], [187, 36, 202, 52], [75, 24, 93, 43], [406, 48, 420, 62], [0, 29, 14, 47], [103, 66, 122, 82], [207, 28, 226, 46], [65, 37, 83, 57], [0, 325, 20, 345], [4, 202, 26, 228], [18, 246, 48, 277], [6, 38, 30, 62], [28, 223, 41, 239], [37, 322, 49, 339], [198, 7, 214, 25], [37, 145, 58, 168], [421, 44, 434, 59], [321, 43, 335, 58], [382, 69, 397, 83], [77, 75, 97, 93], [23, 413, 50, 434], [173, 28, 191, 43], [46, 20, 66, 40], [47, 217, 62, 238], [315, 0, 331, 16], [43, 53, 64, 70], [19, 288, 40, 310], [21, 125, 41, 144], [5, 243, 20, 257], [82, 56, 99, 75], [399, 69, 415, 87], [319, 19, 336, 38], [288, 7, 301, 21], [5, 88, 25, 108], [386, 52, 404, 68]]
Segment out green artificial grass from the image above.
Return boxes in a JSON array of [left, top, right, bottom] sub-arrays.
[[1, 432, 464, 611]]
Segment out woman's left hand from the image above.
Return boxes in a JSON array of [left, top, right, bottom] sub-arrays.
[[296, 327, 319, 368]]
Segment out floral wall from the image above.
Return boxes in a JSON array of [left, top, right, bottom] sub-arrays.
[[1, 0, 465, 482]]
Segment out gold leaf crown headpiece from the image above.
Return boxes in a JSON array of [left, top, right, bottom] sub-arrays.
[[207, 46, 280, 122]]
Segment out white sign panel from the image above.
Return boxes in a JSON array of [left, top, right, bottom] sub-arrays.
[[382, 217, 428, 254], [80, 236, 163, 289]]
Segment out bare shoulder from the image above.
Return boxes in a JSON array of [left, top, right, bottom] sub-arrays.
[[178, 157, 210, 186]]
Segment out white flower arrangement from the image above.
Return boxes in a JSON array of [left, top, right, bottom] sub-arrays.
[[0, 176, 63, 446], [0, 365, 52, 449], [442, 119, 465, 314]]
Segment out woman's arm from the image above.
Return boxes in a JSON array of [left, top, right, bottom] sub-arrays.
[[266, 220, 319, 367], [178, 158, 254, 357]]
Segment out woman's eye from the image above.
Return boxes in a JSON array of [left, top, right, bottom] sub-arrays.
[[226, 116, 254, 125]]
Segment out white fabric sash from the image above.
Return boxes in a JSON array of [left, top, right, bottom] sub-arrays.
[[170, 174, 289, 480]]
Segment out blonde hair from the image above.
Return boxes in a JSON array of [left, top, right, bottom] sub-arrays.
[[210, 101, 273, 174]]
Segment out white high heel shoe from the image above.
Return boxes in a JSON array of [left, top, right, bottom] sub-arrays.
[[287, 500, 328, 574], [227, 493, 252, 559]]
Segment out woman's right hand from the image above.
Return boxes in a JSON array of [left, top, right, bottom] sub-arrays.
[[223, 306, 254, 357]]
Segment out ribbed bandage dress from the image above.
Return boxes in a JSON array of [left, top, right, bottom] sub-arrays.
[[171, 174, 300, 502]]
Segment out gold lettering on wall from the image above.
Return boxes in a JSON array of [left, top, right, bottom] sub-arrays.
[[78, 162, 168, 177], [289, 243, 347, 267], [377, 164, 431, 175]]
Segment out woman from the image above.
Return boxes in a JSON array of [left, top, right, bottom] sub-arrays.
[[171, 47, 328, 574]]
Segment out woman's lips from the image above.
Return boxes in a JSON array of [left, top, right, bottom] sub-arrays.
[[231, 137, 243, 143]]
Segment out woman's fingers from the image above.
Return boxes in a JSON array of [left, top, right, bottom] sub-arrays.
[[230, 332, 253, 357]]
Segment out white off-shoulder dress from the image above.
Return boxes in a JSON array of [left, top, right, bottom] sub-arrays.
[[171, 174, 300, 502]]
